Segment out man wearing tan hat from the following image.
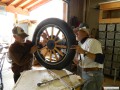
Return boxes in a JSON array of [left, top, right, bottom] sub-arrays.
[[9, 26, 38, 83], [73, 23, 104, 90]]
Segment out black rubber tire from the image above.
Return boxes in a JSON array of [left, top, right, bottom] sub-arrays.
[[32, 18, 76, 70]]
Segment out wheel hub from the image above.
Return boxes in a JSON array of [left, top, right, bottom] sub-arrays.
[[47, 40, 55, 50]]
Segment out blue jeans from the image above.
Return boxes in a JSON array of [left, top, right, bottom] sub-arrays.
[[77, 66, 104, 90]]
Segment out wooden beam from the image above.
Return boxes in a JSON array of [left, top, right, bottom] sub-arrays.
[[22, 0, 37, 9], [99, 1, 120, 23], [14, 13, 18, 24], [99, 18, 120, 23], [28, 0, 51, 11], [14, 0, 26, 7], [6, 5, 29, 15], [18, 19, 37, 24], [7, 0, 14, 5], [100, 1, 120, 10], [63, 2, 67, 22], [99, 10, 103, 20]]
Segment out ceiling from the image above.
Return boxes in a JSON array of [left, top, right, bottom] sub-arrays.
[[0, 0, 52, 15]]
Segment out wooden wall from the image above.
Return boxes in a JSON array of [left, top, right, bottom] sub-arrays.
[[69, 0, 84, 23], [69, 0, 119, 37], [69, 0, 118, 29]]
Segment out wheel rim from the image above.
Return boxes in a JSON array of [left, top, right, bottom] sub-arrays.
[[35, 24, 69, 65]]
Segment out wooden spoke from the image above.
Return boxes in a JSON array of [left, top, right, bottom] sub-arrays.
[[45, 30, 49, 38], [39, 46, 47, 51], [49, 50, 52, 61], [54, 30, 60, 40], [55, 39, 63, 43], [51, 27, 54, 40], [56, 45, 67, 49], [43, 49, 49, 57], [52, 50, 58, 61], [54, 47, 64, 56]]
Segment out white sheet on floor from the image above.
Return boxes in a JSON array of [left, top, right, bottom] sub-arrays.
[[13, 69, 84, 90]]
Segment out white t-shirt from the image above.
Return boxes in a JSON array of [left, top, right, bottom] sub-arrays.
[[78, 38, 103, 68]]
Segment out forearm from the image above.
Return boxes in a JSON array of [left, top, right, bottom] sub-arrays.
[[76, 46, 96, 60], [82, 51, 104, 64], [75, 45, 104, 63], [83, 51, 96, 60]]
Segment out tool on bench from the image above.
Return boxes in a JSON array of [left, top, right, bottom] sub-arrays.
[[37, 69, 82, 90], [37, 73, 73, 87]]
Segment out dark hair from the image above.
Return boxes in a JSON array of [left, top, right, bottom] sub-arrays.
[[70, 16, 79, 28]]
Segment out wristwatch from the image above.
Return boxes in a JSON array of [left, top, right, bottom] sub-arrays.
[[84, 51, 88, 57]]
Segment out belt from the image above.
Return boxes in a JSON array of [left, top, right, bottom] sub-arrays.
[[83, 67, 103, 72]]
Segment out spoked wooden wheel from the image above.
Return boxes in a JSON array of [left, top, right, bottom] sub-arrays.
[[39, 28, 67, 62], [32, 18, 76, 69]]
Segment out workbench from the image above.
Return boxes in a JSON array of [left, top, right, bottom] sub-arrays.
[[13, 69, 85, 90]]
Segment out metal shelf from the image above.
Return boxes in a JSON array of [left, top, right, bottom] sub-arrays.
[[99, 23, 120, 77]]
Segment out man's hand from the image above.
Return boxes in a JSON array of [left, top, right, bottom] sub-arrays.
[[30, 45, 38, 54], [73, 58, 79, 65], [71, 45, 85, 54], [76, 45, 85, 54], [41, 33, 48, 46], [73, 27, 79, 35], [41, 33, 47, 40]]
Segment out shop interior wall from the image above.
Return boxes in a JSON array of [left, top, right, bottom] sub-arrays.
[[86, 0, 120, 37], [85, 0, 117, 29], [0, 13, 14, 44], [69, 0, 84, 24], [69, 0, 120, 38]]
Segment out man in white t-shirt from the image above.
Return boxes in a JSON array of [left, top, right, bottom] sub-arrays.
[[73, 24, 104, 90]]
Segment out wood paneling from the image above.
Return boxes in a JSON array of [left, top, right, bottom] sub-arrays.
[[69, 0, 84, 22], [22, 0, 37, 9], [6, 5, 29, 15], [99, 1, 120, 23], [28, 0, 51, 11], [14, 0, 26, 7], [100, 1, 120, 10], [0, 0, 52, 15], [7, 0, 14, 5], [99, 18, 120, 23]]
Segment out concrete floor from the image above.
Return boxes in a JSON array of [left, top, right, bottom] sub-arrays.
[[1, 60, 120, 90], [2, 58, 14, 90]]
